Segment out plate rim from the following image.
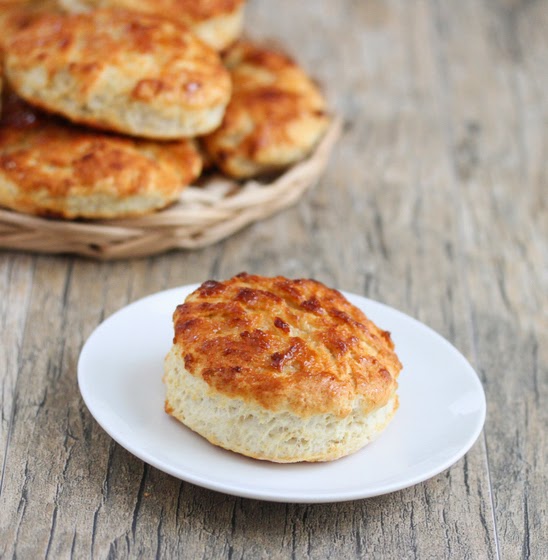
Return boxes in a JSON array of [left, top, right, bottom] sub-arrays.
[[78, 284, 487, 503]]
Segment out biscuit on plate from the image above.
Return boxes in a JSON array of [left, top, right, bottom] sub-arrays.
[[4, 8, 232, 139], [57, 0, 245, 51], [163, 273, 402, 463], [202, 41, 330, 179], [0, 94, 202, 219]]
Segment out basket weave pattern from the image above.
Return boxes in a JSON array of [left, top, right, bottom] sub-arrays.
[[0, 119, 341, 259]]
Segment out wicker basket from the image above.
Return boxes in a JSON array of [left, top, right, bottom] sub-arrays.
[[0, 118, 341, 260]]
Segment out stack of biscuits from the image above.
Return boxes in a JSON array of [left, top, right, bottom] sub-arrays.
[[0, 0, 330, 220]]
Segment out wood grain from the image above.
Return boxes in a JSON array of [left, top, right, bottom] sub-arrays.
[[0, 0, 546, 558]]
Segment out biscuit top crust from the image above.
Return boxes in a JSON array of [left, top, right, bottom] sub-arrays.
[[85, 0, 244, 22], [172, 273, 402, 417], [58, 0, 244, 22], [224, 41, 327, 123], [5, 9, 231, 110], [0, 95, 202, 210], [0, 1, 60, 51], [152, 0, 243, 20]]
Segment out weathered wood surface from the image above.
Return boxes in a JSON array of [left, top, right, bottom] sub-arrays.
[[0, 0, 546, 558]]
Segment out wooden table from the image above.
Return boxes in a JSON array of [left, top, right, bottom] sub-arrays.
[[1, 0, 546, 557]]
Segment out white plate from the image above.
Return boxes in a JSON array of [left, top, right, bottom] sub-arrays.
[[78, 285, 486, 503]]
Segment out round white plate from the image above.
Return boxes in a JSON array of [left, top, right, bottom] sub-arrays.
[[78, 285, 486, 503]]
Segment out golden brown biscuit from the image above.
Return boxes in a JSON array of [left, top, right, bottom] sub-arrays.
[[163, 273, 402, 463], [58, 0, 245, 51], [202, 41, 330, 179], [4, 9, 232, 139], [0, 94, 202, 219]]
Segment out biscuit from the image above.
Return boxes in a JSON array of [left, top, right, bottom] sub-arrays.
[[164, 273, 402, 463], [4, 9, 232, 138], [0, 94, 202, 219], [57, 0, 245, 51], [202, 41, 330, 179]]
